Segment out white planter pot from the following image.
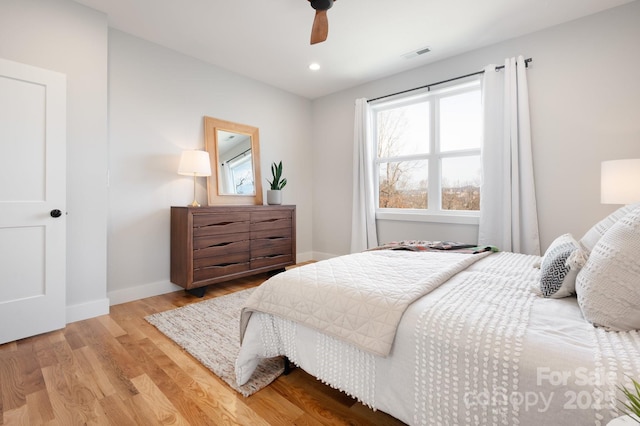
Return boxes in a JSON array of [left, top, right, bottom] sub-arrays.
[[267, 190, 282, 205], [608, 415, 640, 425]]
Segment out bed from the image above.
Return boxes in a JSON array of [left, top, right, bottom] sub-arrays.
[[235, 205, 640, 425]]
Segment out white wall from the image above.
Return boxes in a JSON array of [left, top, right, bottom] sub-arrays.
[[0, 0, 109, 321], [107, 31, 314, 304], [311, 1, 640, 258]]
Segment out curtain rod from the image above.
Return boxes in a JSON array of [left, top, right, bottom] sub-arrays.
[[223, 148, 251, 165], [367, 58, 532, 103]]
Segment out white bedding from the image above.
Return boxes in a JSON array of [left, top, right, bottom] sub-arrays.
[[235, 251, 640, 425], [241, 250, 489, 356]]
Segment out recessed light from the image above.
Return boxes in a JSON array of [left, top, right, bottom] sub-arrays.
[[309, 63, 321, 71]]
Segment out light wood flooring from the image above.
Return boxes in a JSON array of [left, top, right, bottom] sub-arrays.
[[0, 271, 406, 425]]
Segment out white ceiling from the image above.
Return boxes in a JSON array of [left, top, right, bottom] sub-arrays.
[[73, 0, 634, 99]]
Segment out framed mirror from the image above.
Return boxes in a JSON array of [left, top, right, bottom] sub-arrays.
[[204, 116, 263, 205]]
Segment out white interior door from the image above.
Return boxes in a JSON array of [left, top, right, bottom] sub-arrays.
[[0, 58, 66, 344]]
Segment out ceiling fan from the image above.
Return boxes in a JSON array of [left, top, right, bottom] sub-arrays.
[[308, 0, 335, 45]]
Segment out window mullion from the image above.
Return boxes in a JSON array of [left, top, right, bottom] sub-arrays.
[[429, 95, 440, 213], [439, 149, 481, 158], [377, 153, 430, 163]]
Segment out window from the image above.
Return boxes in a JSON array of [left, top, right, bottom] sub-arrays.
[[227, 153, 254, 195], [371, 80, 482, 222], [220, 151, 255, 195]]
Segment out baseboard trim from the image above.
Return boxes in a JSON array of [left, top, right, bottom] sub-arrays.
[[311, 251, 340, 261], [108, 280, 183, 306], [296, 251, 315, 263], [66, 298, 110, 324]]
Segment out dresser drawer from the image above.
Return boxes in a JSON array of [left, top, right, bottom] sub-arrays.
[[194, 240, 250, 259], [193, 213, 250, 237], [194, 251, 250, 269], [251, 227, 291, 240], [251, 238, 292, 258], [194, 263, 251, 282], [193, 232, 250, 252], [193, 252, 250, 281], [251, 254, 293, 270], [251, 210, 292, 233]]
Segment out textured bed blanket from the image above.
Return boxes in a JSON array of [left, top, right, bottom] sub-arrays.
[[236, 252, 640, 425], [240, 250, 490, 357]]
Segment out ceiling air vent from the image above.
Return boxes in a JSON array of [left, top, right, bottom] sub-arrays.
[[402, 47, 431, 60]]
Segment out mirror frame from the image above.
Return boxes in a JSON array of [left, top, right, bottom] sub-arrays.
[[204, 116, 263, 205]]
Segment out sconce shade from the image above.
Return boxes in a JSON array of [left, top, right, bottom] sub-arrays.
[[601, 159, 640, 204], [178, 150, 211, 177]]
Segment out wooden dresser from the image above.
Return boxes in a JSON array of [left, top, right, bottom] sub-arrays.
[[170, 205, 296, 295]]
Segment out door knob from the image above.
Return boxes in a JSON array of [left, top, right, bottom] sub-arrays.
[[50, 209, 62, 218]]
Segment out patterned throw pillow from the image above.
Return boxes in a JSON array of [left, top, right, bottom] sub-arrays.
[[576, 207, 640, 331], [540, 234, 587, 298]]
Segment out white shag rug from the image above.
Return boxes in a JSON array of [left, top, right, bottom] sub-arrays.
[[145, 288, 284, 397]]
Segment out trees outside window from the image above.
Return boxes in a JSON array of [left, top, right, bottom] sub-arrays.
[[372, 80, 481, 216]]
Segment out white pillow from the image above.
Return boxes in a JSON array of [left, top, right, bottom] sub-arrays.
[[579, 202, 640, 253], [576, 207, 640, 331], [539, 233, 587, 298]]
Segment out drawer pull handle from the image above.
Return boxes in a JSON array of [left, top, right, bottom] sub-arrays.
[[199, 262, 246, 269], [197, 221, 234, 229], [256, 218, 284, 224], [194, 242, 232, 252], [209, 241, 233, 247]]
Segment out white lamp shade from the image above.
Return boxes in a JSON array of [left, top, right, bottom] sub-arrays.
[[601, 159, 640, 204], [178, 150, 211, 177]]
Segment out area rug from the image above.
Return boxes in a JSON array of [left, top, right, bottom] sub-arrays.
[[145, 288, 284, 397]]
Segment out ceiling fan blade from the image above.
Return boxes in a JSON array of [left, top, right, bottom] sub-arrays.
[[310, 9, 328, 44]]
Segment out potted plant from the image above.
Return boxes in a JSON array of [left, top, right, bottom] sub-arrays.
[[266, 161, 287, 205], [612, 378, 640, 425]]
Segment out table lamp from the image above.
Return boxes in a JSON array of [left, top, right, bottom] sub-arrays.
[[601, 159, 640, 204], [178, 150, 212, 207]]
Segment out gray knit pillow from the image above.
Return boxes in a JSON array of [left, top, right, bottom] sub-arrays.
[[540, 234, 586, 298], [579, 202, 640, 253], [576, 207, 640, 331]]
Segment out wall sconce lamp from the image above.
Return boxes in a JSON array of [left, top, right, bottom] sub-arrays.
[[178, 150, 211, 207], [601, 159, 640, 204]]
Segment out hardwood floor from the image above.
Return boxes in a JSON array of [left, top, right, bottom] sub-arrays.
[[0, 271, 406, 425]]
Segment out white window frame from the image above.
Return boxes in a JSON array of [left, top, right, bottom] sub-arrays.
[[227, 153, 254, 195], [371, 78, 482, 225]]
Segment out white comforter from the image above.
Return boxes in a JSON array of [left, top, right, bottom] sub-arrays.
[[241, 250, 489, 356], [236, 251, 640, 426]]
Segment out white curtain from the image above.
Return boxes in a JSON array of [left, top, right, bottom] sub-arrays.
[[350, 98, 378, 253], [220, 162, 234, 194], [478, 56, 540, 255]]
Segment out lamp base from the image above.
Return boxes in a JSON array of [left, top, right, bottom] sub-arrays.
[[188, 174, 202, 207]]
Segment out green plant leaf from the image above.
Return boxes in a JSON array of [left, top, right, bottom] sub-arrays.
[[266, 161, 286, 190], [618, 377, 640, 421]]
